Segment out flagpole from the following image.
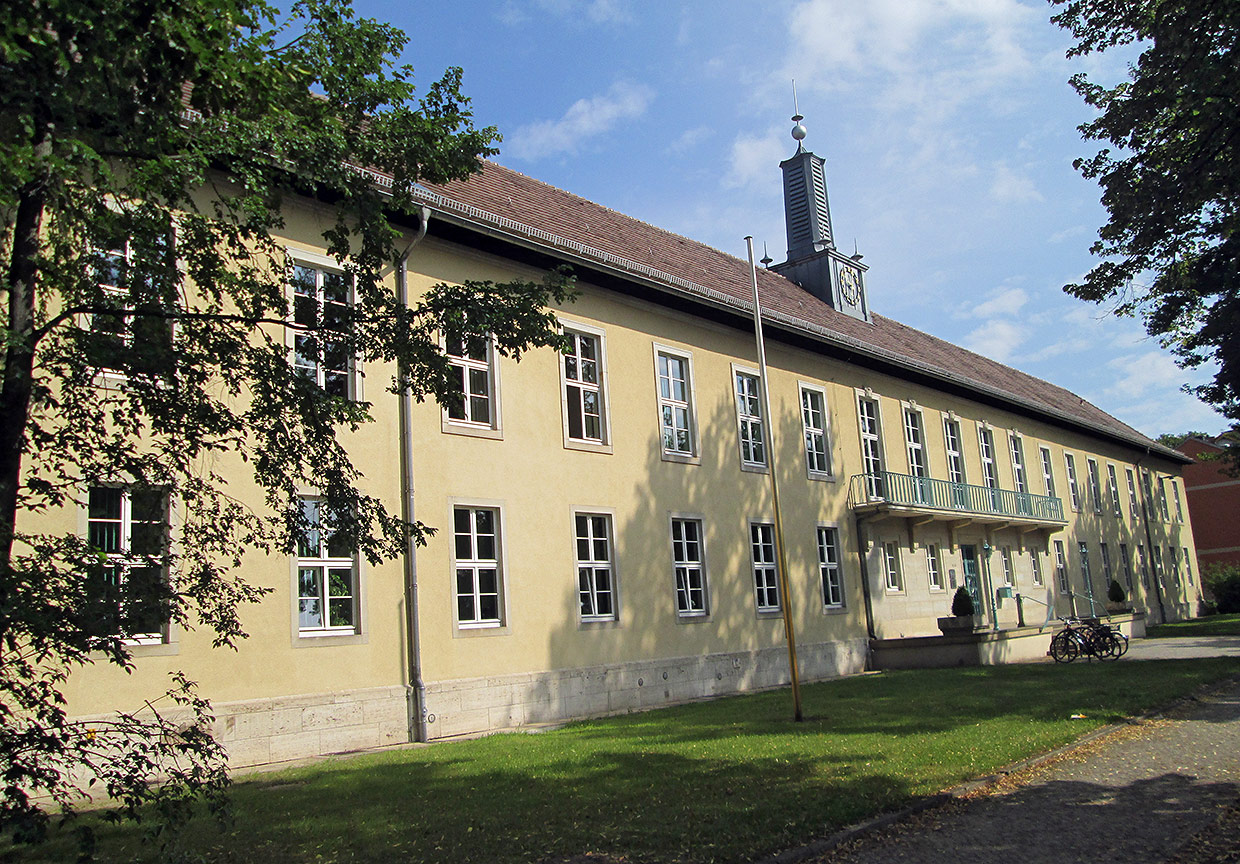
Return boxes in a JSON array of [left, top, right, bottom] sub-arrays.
[[746, 236, 803, 722]]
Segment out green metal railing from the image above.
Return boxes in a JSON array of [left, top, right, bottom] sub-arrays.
[[849, 471, 1065, 522]]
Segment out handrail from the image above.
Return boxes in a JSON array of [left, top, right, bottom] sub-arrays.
[[848, 471, 1065, 522]]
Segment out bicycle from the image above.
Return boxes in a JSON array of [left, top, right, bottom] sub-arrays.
[[1048, 617, 1125, 663]]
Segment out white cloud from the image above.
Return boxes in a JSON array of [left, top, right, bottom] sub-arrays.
[[505, 82, 654, 161], [725, 131, 787, 190], [667, 125, 712, 157], [1048, 223, 1089, 244], [990, 162, 1044, 203], [500, 0, 632, 25], [962, 286, 1028, 319], [1104, 350, 1186, 400], [964, 319, 1026, 363]]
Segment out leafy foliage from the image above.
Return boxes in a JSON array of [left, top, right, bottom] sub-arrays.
[[1049, 0, 1240, 435], [1108, 578, 1127, 604], [1, 0, 572, 852], [951, 585, 975, 617], [1203, 562, 1240, 614]]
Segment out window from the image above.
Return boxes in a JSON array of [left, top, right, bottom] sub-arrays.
[[89, 230, 176, 375], [945, 419, 967, 508], [297, 497, 358, 635], [1183, 548, 1194, 584], [1087, 459, 1102, 513], [750, 523, 779, 612], [1079, 542, 1092, 595], [1126, 468, 1139, 520], [292, 262, 356, 398], [562, 328, 608, 446], [1040, 447, 1056, 499], [1169, 546, 1181, 587], [575, 513, 615, 621], [445, 330, 495, 428], [801, 385, 832, 478], [1107, 464, 1122, 517], [1054, 540, 1069, 592], [1138, 543, 1151, 589], [1172, 480, 1184, 522], [656, 349, 696, 458], [87, 487, 169, 643], [882, 541, 903, 591], [1120, 543, 1133, 590], [1158, 478, 1170, 521], [1000, 547, 1013, 586], [1152, 545, 1164, 586], [1009, 434, 1029, 515], [858, 396, 885, 498], [1064, 454, 1081, 511], [671, 518, 707, 616], [903, 408, 927, 478], [1100, 542, 1113, 584], [1031, 550, 1044, 587], [734, 371, 766, 468], [453, 506, 503, 627], [818, 527, 844, 607], [926, 544, 943, 591], [978, 426, 999, 508]]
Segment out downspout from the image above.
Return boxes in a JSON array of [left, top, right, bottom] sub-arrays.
[[397, 206, 431, 742], [1137, 452, 1168, 625], [852, 512, 877, 641]]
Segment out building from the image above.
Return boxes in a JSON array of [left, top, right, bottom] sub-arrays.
[[58, 122, 1198, 765], [1177, 436, 1240, 573]]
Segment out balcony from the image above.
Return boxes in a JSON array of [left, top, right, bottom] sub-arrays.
[[848, 471, 1066, 530]]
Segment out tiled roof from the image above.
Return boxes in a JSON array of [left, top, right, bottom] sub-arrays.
[[418, 160, 1182, 461]]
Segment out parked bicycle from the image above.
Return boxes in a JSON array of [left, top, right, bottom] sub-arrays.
[[1048, 616, 1129, 663]]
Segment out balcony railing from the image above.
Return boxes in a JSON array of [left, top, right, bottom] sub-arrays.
[[849, 471, 1065, 523]]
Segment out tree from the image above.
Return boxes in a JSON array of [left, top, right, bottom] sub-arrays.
[[1155, 430, 1213, 448], [1, 0, 572, 850], [1049, 0, 1240, 439]]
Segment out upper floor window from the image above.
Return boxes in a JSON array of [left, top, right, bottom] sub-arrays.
[[800, 385, 832, 478], [903, 408, 927, 478], [292, 262, 356, 399], [1064, 454, 1081, 511], [1086, 458, 1103, 513], [671, 517, 707, 616], [575, 513, 615, 622], [1039, 446, 1056, 499], [1126, 467, 1139, 520], [1172, 480, 1184, 522], [445, 331, 496, 428], [734, 370, 766, 469], [454, 506, 504, 627], [944, 419, 966, 485], [656, 348, 696, 459], [1157, 478, 1170, 521], [87, 487, 169, 643], [818, 527, 844, 607], [1008, 435, 1027, 494], [89, 230, 176, 376], [296, 496, 358, 635], [749, 522, 779, 612], [1107, 464, 1122, 517], [1168, 545, 1181, 586], [857, 395, 885, 498], [562, 328, 608, 446], [1183, 547, 1194, 584]]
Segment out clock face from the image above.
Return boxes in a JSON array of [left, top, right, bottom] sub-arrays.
[[837, 264, 862, 306]]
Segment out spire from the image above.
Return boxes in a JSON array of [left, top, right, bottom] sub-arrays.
[[779, 100, 833, 261]]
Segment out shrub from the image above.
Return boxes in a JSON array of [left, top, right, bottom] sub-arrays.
[[1108, 579, 1126, 604], [951, 586, 975, 617], [1203, 563, 1240, 614]]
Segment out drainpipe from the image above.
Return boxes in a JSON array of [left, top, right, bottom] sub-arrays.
[[852, 513, 878, 642], [397, 206, 431, 742], [1137, 452, 1168, 625], [980, 542, 998, 630]]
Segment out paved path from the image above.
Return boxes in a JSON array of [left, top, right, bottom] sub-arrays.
[[787, 640, 1240, 864]]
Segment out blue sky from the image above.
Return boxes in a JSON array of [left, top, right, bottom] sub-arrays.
[[360, 0, 1225, 439]]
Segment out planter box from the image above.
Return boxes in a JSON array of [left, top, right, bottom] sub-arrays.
[[937, 615, 986, 633]]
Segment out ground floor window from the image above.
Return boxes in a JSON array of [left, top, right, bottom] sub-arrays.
[[297, 497, 358, 634], [882, 542, 903, 591], [87, 486, 170, 643], [671, 518, 707, 616], [575, 513, 615, 621], [925, 544, 942, 591], [454, 506, 503, 627], [818, 527, 843, 607], [750, 522, 779, 612]]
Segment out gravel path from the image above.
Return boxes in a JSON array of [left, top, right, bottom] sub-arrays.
[[788, 667, 1240, 864]]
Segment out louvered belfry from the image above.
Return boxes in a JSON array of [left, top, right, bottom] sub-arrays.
[[782, 146, 833, 260]]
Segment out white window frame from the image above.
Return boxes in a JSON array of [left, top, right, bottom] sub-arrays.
[[85, 486, 171, 645], [670, 515, 708, 618], [1054, 540, 1069, 592], [1087, 458, 1103, 514], [1100, 542, 1113, 584], [573, 509, 617, 623], [903, 406, 928, 479], [1000, 546, 1014, 586], [1120, 542, 1133, 590], [1040, 446, 1056, 499], [856, 392, 886, 499], [818, 525, 845, 608], [882, 541, 903, 592], [1064, 453, 1081, 511], [1106, 463, 1122, 517], [451, 503, 506, 630], [733, 365, 767, 471], [977, 425, 999, 490], [287, 248, 361, 401], [559, 320, 611, 453], [1138, 543, 1151, 589], [1079, 542, 1093, 595], [800, 382, 833, 480], [944, 417, 968, 509], [1169, 545, 1181, 587], [654, 345, 698, 463], [442, 328, 501, 438], [1158, 478, 1170, 521], [749, 520, 780, 613], [1008, 434, 1028, 494], [1126, 467, 1139, 520], [1031, 549, 1044, 587], [926, 544, 944, 592], [1152, 545, 1164, 587], [1172, 480, 1184, 522], [296, 495, 360, 637], [1183, 547, 1194, 584]]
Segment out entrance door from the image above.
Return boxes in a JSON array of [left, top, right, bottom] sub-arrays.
[[960, 545, 983, 614]]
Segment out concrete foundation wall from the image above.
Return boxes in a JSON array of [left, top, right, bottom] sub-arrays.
[[423, 638, 868, 739]]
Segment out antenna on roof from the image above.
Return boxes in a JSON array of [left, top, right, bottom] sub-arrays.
[[791, 80, 807, 149], [852, 239, 863, 262], [760, 243, 773, 268]]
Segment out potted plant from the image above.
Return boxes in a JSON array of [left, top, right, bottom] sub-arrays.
[[938, 586, 982, 633], [1106, 579, 1129, 613]]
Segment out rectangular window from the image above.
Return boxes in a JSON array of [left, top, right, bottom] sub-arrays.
[[1100, 542, 1113, 584], [1120, 543, 1133, 590], [1107, 464, 1122, 517], [1054, 540, 1069, 592], [297, 497, 358, 635], [89, 231, 176, 375], [926, 544, 943, 591], [1158, 478, 1170, 521], [735, 371, 766, 468], [445, 332, 495, 427], [1040, 447, 1056, 499], [1079, 542, 1092, 595], [1001, 547, 1013, 586], [978, 427, 998, 489], [944, 418, 968, 508], [1169, 546, 1181, 586], [818, 527, 844, 607], [1009, 435, 1027, 493], [904, 408, 927, 478], [1138, 543, 1151, 589], [1184, 547, 1194, 584], [1172, 480, 1184, 522], [87, 487, 169, 643], [575, 513, 615, 622], [1065, 454, 1081, 511], [801, 386, 832, 478], [671, 518, 707, 616], [882, 541, 903, 591], [292, 263, 356, 398], [1087, 458, 1102, 513], [657, 350, 696, 458], [1031, 550, 1044, 587], [562, 329, 606, 445], [858, 396, 885, 498], [1152, 545, 1164, 587], [453, 506, 502, 627], [1126, 468, 1139, 520], [750, 523, 779, 612]]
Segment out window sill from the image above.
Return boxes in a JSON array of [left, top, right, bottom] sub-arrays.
[[579, 616, 620, 629], [740, 462, 769, 475], [454, 622, 507, 637], [660, 450, 700, 466], [674, 611, 710, 623], [442, 419, 503, 440], [822, 604, 848, 615], [294, 629, 366, 647], [755, 607, 782, 618], [807, 471, 837, 483], [564, 438, 613, 455]]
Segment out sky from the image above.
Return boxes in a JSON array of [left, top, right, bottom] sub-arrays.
[[359, 0, 1226, 439]]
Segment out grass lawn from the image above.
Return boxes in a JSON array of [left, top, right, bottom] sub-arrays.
[[14, 658, 1240, 864], [1147, 612, 1240, 638]]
